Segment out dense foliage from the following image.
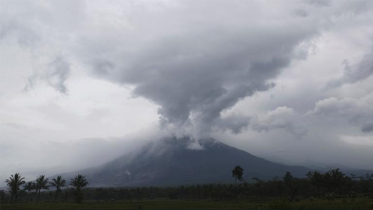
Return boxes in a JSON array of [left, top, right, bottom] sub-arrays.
[[1, 169, 372, 204], [82, 169, 373, 202]]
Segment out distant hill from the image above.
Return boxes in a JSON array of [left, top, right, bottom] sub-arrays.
[[57, 137, 314, 187], [302, 161, 373, 179]]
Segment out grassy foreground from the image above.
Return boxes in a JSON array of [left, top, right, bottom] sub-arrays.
[[1, 198, 373, 210]]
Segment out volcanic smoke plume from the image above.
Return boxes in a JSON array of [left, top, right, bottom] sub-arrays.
[[79, 1, 319, 137]]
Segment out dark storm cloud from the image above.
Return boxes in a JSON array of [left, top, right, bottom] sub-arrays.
[[362, 122, 373, 133]]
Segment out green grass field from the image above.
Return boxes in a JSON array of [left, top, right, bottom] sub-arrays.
[[1, 197, 373, 210]]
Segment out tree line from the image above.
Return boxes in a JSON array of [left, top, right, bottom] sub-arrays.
[[2, 174, 88, 204], [2, 167, 373, 204]]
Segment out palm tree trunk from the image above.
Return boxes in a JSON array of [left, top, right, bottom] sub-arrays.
[[37, 189, 40, 203], [55, 189, 58, 202]]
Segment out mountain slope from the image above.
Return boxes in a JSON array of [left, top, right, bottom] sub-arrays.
[[58, 137, 311, 187]]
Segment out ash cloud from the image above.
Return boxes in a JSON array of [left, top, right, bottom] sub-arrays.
[[80, 1, 319, 136], [104, 35, 309, 135]]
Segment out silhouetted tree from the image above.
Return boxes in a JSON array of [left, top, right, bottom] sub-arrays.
[[23, 181, 34, 201], [232, 166, 244, 184], [0, 190, 6, 203], [324, 168, 347, 193], [50, 176, 66, 201], [283, 171, 296, 202], [307, 171, 325, 196], [5, 173, 25, 203], [70, 174, 88, 203], [23, 181, 34, 193], [35, 175, 49, 203]]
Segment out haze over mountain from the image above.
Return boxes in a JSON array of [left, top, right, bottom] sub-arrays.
[[54, 137, 372, 187], [55, 137, 309, 187]]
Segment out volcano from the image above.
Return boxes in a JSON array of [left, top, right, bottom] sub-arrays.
[[58, 137, 311, 187]]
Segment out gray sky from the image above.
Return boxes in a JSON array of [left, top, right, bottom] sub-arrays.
[[1, 0, 373, 182]]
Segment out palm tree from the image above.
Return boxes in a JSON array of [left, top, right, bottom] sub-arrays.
[[23, 181, 34, 193], [283, 171, 295, 201], [33, 182, 38, 194], [49, 176, 66, 201], [70, 174, 88, 203], [35, 175, 49, 203], [5, 173, 25, 203], [324, 168, 347, 193], [232, 166, 244, 184], [307, 170, 325, 196], [23, 181, 34, 202]]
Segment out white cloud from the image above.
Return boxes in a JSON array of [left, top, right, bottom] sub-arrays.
[[307, 95, 373, 132], [341, 135, 373, 146]]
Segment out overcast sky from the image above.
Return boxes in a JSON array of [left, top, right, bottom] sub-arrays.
[[1, 0, 373, 182]]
